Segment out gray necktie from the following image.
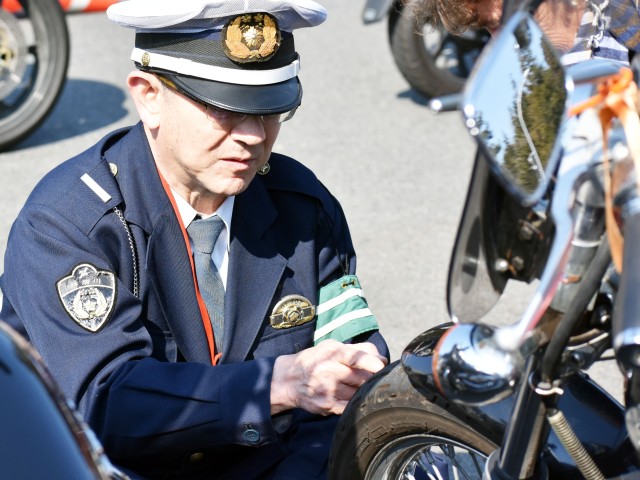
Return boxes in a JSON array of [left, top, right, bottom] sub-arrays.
[[187, 215, 225, 352]]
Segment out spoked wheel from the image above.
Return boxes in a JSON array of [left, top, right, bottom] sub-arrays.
[[329, 361, 497, 480], [365, 433, 488, 479], [388, 4, 489, 99], [0, 0, 69, 150]]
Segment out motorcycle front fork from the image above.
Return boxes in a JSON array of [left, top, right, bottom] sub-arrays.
[[484, 351, 551, 480]]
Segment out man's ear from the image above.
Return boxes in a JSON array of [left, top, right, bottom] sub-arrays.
[[127, 71, 164, 129]]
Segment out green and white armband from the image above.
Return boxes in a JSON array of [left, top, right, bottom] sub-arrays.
[[313, 275, 379, 345]]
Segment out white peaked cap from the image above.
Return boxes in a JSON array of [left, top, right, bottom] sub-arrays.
[[107, 0, 327, 33]]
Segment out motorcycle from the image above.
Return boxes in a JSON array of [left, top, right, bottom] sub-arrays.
[[0, 320, 127, 478], [329, 3, 640, 479], [362, 0, 490, 98], [0, 0, 70, 151]]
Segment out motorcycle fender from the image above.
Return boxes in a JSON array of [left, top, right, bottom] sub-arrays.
[[362, 0, 396, 24], [401, 323, 637, 476]]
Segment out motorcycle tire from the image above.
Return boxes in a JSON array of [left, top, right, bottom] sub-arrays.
[[387, 4, 487, 99], [328, 360, 497, 480], [0, 0, 70, 150]]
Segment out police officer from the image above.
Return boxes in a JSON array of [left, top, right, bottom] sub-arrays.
[[0, 1, 389, 478]]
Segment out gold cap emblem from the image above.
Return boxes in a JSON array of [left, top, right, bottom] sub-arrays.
[[270, 295, 316, 329], [222, 13, 281, 63]]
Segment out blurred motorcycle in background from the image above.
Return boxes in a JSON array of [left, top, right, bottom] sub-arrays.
[[0, 0, 118, 151], [0, 0, 69, 150], [331, 4, 640, 479], [362, 0, 489, 98]]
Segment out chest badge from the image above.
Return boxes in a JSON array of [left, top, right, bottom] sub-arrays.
[[270, 295, 315, 329], [57, 263, 116, 332]]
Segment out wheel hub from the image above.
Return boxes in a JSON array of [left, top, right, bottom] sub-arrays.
[[0, 8, 28, 100]]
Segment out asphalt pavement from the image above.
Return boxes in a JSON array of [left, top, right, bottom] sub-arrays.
[[0, 2, 621, 398]]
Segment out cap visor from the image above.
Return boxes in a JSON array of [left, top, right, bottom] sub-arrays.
[[167, 74, 302, 115]]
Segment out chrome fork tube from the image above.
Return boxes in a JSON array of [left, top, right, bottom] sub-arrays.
[[488, 352, 550, 479]]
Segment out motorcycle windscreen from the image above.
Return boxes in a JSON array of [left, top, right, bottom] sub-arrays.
[[447, 150, 508, 323], [448, 12, 567, 323]]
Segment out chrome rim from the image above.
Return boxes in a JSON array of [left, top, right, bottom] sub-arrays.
[[365, 433, 488, 480]]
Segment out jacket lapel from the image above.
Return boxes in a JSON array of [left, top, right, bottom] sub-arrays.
[[221, 178, 287, 363], [146, 209, 213, 363], [105, 124, 212, 363]]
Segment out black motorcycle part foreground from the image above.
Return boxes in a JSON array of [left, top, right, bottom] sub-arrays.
[[328, 358, 497, 480], [387, 3, 487, 99], [329, 324, 639, 479], [447, 150, 508, 324], [0, 322, 105, 478], [398, 324, 639, 479], [0, 0, 70, 150]]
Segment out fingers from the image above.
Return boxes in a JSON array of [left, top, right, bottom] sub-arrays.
[[333, 342, 388, 374], [327, 398, 351, 416], [349, 341, 383, 357], [299, 372, 359, 416], [337, 363, 376, 389], [270, 340, 388, 417]]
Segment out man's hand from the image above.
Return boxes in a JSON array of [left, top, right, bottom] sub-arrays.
[[270, 340, 388, 416]]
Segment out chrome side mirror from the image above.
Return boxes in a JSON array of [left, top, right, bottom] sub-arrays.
[[462, 12, 568, 206]]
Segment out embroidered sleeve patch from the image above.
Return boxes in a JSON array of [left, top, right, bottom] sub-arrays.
[[56, 263, 116, 332], [313, 275, 379, 345]]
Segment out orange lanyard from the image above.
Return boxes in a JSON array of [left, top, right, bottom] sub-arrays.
[[157, 169, 221, 365], [569, 66, 640, 272]]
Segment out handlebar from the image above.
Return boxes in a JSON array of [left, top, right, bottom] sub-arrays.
[[429, 94, 461, 113]]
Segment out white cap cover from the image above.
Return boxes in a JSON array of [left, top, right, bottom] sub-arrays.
[[107, 0, 327, 33]]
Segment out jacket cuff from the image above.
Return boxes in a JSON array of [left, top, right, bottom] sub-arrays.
[[219, 357, 279, 446]]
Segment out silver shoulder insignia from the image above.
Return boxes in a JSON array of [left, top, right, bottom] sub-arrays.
[[270, 295, 316, 329], [57, 263, 116, 332]]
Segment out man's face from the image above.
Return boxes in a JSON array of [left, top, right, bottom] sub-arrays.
[[458, 0, 584, 45], [154, 83, 281, 213], [437, 0, 503, 35], [475, 0, 503, 34]]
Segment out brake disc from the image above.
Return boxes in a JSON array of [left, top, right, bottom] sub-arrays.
[[0, 7, 28, 100]]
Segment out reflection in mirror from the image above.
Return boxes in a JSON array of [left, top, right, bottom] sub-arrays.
[[463, 13, 567, 205]]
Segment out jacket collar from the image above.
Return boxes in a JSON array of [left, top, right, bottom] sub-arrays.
[[103, 122, 170, 234]]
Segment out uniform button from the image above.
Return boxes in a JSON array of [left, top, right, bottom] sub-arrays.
[[188, 452, 204, 463], [243, 428, 260, 443]]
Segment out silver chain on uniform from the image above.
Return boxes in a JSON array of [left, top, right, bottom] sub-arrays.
[[113, 206, 140, 298]]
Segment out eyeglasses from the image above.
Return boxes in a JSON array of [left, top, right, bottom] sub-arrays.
[[157, 75, 297, 129], [203, 103, 297, 127]]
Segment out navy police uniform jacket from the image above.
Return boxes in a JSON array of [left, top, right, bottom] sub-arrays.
[[0, 123, 388, 479]]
